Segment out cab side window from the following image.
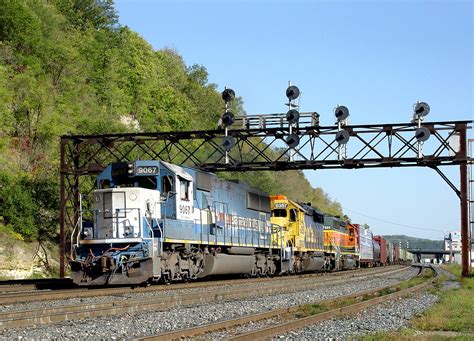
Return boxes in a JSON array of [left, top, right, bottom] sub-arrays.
[[180, 179, 190, 201], [162, 175, 174, 197], [289, 209, 297, 222]]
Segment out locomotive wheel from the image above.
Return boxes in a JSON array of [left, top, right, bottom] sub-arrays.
[[161, 273, 171, 285]]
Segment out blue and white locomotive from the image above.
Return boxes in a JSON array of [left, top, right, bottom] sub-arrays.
[[70, 160, 280, 285]]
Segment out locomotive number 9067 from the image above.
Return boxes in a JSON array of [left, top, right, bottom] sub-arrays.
[[136, 166, 159, 175], [179, 205, 191, 215]]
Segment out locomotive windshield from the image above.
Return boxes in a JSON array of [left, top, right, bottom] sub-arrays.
[[272, 209, 287, 217], [99, 176, 158, 190]]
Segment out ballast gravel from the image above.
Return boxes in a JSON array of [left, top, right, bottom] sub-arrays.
[[0, 268, 419, 340], [277, 292, 439, 340], [0, 267, 406, 313]]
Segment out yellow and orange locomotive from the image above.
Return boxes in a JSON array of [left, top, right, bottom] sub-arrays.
[[270, 194, 358, 272]]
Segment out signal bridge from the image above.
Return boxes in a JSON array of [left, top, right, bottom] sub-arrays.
[[59, 85, 472, 277]]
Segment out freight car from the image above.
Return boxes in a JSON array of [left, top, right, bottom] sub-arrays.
[[387, 241, 394, 265], [373, 235, 388, 266], [354, 224, 374, 267], [394, 243, 400, 264]]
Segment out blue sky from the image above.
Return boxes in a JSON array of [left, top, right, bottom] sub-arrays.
[[115, 0, 473, 240]]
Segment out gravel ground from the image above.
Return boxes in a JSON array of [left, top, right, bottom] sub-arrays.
[[276, 292, 439, 340], [0, 267, 405, 313], [0, 268, 418, 340], [435, 266, 461, 290], [271, 265, 462, 340]]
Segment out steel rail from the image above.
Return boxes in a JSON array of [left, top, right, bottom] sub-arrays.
[[138, 265, 435, 341], [0, 265, 404, 304], [0, 285, 36, 293], [0, 267, 410, 330]]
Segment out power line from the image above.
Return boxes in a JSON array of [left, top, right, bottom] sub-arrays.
[[343, 207, 446, 233]]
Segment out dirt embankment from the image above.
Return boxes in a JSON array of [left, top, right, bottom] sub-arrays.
[[0, 230, 59, 279]]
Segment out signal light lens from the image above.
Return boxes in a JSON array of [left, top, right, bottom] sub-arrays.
[[334, 105, 349, 121], [286, 109, 300, 124], [222, 88, 235, 103], [221, 111, 235, 127], [286, 85, 300, 100]]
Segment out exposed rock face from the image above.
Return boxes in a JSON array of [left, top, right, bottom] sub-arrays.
[[0, 232, 59, 279]]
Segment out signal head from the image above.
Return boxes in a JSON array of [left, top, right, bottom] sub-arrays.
[[221, 136, 235, 151], [222, 88, 236, 103], [413, 101, 430, 117], [335, 130, 350, 145], [334, 105, 349, 121], [415, 127, 431, 142], [286, 109, 300, 124], [286, 134, 300, 148], [286, 85, 300, 100], [221, 111, 235, 127]]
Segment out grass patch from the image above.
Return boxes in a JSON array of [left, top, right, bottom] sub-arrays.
[[396, 269, 434, 290], [296, 303, 328, 317], [411, 265, 474, 333], [359, 328, 417, 340]]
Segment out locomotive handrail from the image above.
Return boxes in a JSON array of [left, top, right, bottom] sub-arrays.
[[70, 193, 83, 251], [142, 217, 155, 261]]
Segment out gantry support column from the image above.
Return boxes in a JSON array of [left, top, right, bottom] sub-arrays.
[[59, 139, 66, 278], [460, 128, 470, 277]]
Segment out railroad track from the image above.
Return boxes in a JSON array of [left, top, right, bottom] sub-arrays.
[[0, 265, 405, 304], [0, 266, 410, 330], [0, 278, 73, 293], [138, 265, 437, 341]]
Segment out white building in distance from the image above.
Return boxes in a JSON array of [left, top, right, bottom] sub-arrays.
[[444, 231, 474, 266]]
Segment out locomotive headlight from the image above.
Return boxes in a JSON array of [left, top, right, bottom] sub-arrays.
[[129, 193, 137, 201], [127, 162, 135, 175], [82, 227, 93, 239]]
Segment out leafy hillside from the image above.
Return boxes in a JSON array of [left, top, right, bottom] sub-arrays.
[[383, 235, 444, 250], [0, 0, 343, 243]]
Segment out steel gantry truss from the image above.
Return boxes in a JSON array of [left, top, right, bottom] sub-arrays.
[[60, 118, 472, 277]]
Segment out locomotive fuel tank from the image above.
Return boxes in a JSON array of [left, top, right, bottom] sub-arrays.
[[301, 252, 325, 271], [198, 253, 255, 278]]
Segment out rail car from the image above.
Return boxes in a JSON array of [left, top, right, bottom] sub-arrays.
[[355, 224, 374, 267], [69, 160, 412, 286]]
